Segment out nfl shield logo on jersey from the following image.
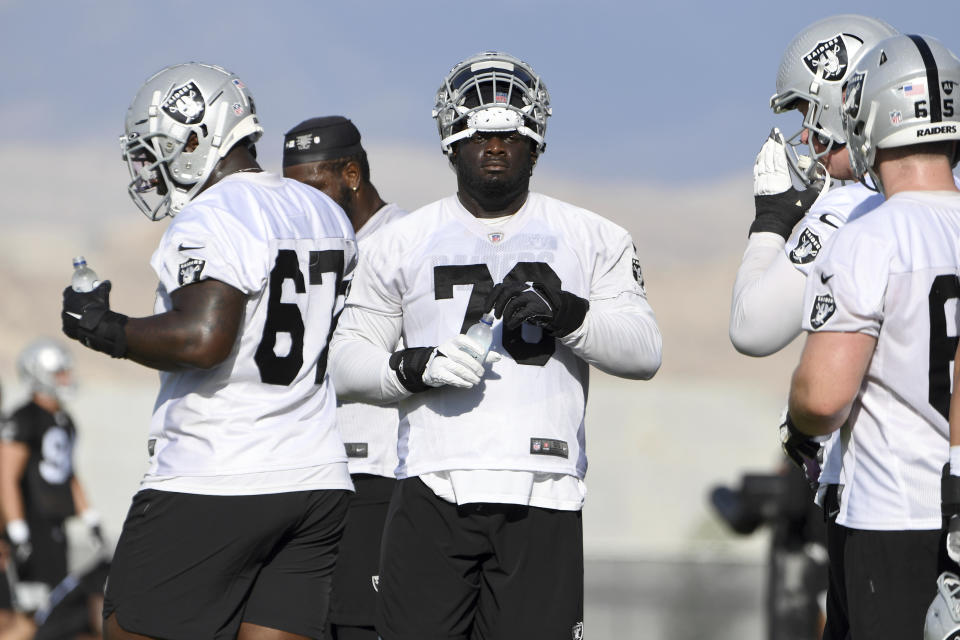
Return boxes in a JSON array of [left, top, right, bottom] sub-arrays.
[[789, 228, 822, 264], [810, 293, 836, 329], [488, 232, 505, 244]]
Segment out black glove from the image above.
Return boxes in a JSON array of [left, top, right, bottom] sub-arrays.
[[486, 280, 588, 337], [389, 347, 436, 393], [62, 281, 128, 358], [779, 413, 822, 486]]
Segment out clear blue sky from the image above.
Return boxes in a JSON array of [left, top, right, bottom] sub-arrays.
[[2, 0, 958, 184]]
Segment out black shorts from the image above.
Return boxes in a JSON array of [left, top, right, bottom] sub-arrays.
[[829, 521, 949, 640], [18, 517, 68, 588], [376, 477, 583, 640], [103, 488, 350, 640], [329, 474, 395, 628]]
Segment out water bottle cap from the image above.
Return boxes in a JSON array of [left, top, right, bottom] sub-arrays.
[[480, 313, 494, 326], [72, 256, 87, 268]]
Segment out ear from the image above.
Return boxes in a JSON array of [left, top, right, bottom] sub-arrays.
[[343, 161, 361, 191]]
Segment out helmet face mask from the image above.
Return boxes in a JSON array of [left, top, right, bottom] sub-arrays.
[[120, 63, 263, 221], [433, 52, 551, 156], [842, 34, 960, 195], [17, 339, 75, 402], [771, 15, 898, 186]]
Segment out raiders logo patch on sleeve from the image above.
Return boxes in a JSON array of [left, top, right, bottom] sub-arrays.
[[810, 293, 836, 329], [789, 228, 822, 264], [178, 258, 206, 286]]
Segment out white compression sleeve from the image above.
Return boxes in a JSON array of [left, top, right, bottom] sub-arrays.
[[729, 231, 807, 357], [329, 306, 411, 404], [560, 292, 662, 380]]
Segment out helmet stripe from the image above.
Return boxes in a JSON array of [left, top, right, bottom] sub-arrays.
[[908, 34, 943, 123]]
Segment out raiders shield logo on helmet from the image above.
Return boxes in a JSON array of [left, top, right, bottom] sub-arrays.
[[810, 293, 836, 329], [803, 34, 860, 82], [789, 228, 822, 264], [162, 81, 206, 124], [843, 71, 867, 120]]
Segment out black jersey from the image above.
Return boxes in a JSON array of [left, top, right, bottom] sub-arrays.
[[1, 401, 76, 521]]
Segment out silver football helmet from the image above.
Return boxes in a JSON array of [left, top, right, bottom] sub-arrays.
[[120, 62, 263, 220], [17, 339, 74, 400], [432, 51, 551, 155], [771, 15, 898, 185], [925, 572, 960, 640], [842, 34, 960, 194]]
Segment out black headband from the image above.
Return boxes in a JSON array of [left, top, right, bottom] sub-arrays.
[[283, 116, 363, 167]]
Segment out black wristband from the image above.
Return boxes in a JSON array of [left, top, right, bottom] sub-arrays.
[[389, 347, 435, 393], [942, 464, 960, 517], [750, 190, 809, 240], [546, 292, 589, 337], [77, 310, 129, 358]]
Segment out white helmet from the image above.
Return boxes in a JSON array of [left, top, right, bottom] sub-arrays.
[[771, 15, 898, 185], [842, 34, 960, 194], [17, 339, 74, 400], [432, 51, 551, 155], [120, 62, 263, 220], [925, 572, 960, 640]]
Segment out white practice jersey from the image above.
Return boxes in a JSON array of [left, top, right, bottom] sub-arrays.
[[803, 190, 960, 530], [143, 172, 357, 495], [337, 202, 408, 477], [340, 192, 658, 480]]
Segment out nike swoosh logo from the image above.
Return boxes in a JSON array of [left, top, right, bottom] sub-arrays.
[[65, 312, 82, 319], [178, 243, 204, 251], [820, 273, 834, 284], [819, 214, 841, 229]]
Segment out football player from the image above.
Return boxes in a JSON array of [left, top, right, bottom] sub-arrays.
[[0, 339, 103, 635], [729, 16, 899, 639], [789, 34, 960, 639], [283, 116, 408, 640], [60, 63, 357, 640], [329, 51, 662, 639]]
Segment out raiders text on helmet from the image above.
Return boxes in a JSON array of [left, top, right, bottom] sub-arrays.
[[120, 62, 264, 220], [17, 339, 74, 400], [842, 34, 960, 194], [432, 51, 551, 156], [770, 15, 898, 186]]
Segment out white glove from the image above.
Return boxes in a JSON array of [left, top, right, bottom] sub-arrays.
[[422, 335, 501, 389], [948, 516, 960, 565], [753, 128, 793, 196]]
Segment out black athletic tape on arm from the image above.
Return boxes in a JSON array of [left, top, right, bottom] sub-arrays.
[[942, 464, 960, 517]]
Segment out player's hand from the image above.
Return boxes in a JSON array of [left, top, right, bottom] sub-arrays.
[[82, 510, 105, 548], [779, 412, 822, 486], [5, 520, 31, 567], [486, 280, 588, 338], [61, 281, 129, 358], [948, 516, 960, 565], [390, 336, 501, 393], [751, 128, 823, 240], [424, 335, 500, 388]]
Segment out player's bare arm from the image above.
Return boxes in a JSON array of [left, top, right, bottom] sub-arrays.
[[0, 441, 29, 525], [123, 279, 245, 371], [788, 331, 875, 436]]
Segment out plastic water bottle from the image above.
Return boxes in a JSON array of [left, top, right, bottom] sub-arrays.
[[462, 313, 495, 366], [71, 256, 100, 293]]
